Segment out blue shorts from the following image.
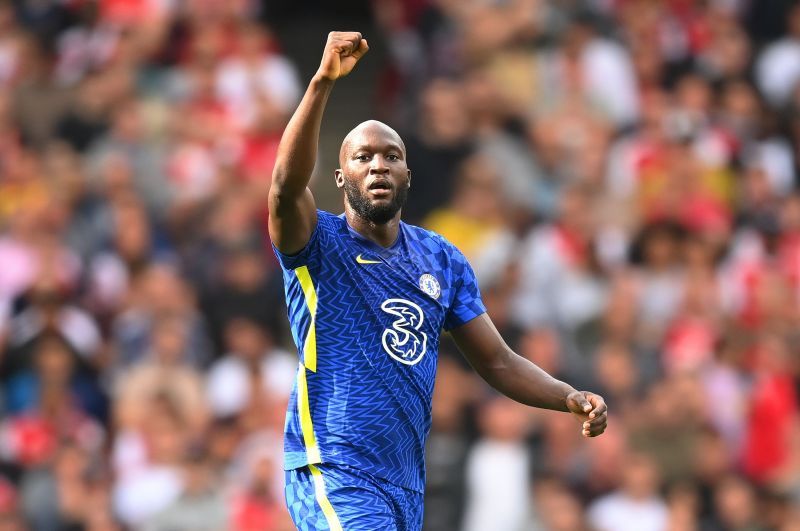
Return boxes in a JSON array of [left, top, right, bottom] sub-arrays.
[[284, 463, 423, 531]]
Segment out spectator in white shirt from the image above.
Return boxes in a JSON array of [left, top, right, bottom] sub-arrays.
[[588, 453, 668, 531]]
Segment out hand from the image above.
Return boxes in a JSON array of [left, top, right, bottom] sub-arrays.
[[566, 391, 607, 438], [316, 31, 369, 81]]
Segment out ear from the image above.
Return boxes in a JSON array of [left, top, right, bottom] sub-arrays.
[[407, 169, 411, 189], [334, 169, 344, 189]]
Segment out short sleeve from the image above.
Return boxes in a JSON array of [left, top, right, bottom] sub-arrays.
[[443, 244, 487, 330], [270, 210, 326, 270]]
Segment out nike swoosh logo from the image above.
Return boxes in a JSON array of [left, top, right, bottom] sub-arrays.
[[356, 254, 381, 264]]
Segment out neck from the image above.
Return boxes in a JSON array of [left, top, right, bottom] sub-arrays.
[[344, 204, 401, 248]]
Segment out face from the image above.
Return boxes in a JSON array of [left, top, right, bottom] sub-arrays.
[[336, 122, 410, 224]]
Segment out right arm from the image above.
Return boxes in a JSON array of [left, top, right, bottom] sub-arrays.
[[268, 31, 369, 255], [450, 314, 608, 438]]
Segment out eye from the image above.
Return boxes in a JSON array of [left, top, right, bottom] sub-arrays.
[[355, 154, 370, 162], [387, 153, 400, 161]]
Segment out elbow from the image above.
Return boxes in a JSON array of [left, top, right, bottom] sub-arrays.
[[271, 164, 289, 188], [270, 165, 306, 199], [271, 158, 300, 187], [269, 177, 298, 206], [475, 346, 513, 383], [268, 180, 284, 204], [268, 183, 292, 216]]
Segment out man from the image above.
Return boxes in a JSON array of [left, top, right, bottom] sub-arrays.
[[269, 31, 608, 531]]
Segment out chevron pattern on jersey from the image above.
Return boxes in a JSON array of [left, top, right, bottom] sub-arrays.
[[285, 463, 424, 531], [274, 210, 486, 493]]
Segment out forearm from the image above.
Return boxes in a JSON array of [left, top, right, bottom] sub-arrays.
[[451, 315, 577, 411], [271, 76, 335, 197], [475, 346, 577, 412], [268, 32, 366, 254], [451, 315, 607, 435]]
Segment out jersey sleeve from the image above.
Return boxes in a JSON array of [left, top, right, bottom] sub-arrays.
[[443, 243, 487, 330], [270, 210, 328, 270]]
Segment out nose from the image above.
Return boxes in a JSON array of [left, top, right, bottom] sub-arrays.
[[369, 154, 390, 175]]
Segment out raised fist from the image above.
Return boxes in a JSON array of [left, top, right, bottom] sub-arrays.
[[316, 31, 369, 81]]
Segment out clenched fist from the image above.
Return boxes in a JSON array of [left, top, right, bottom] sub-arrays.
[[316, 31, 369, 81], [566, 391, 608, 438]]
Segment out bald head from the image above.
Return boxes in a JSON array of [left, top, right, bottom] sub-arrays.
[[339, 120, 406, 168]]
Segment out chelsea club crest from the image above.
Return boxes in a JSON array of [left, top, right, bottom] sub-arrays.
[[419, 273, 441, 300]]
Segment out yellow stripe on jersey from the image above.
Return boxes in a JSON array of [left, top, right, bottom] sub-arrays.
[[294, 268, 322, 464], [297, 364, 321, 464], [309, 464, 343, 531], [295, 266, 318, 372]]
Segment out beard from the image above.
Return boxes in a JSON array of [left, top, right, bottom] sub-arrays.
[[343, 177, 409, 224]]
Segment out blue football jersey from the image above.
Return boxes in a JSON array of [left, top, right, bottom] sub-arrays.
[[272, 210, 486, 493]]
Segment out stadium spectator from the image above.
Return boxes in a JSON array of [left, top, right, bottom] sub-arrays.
[[587, 452, 669, 531], [462, 397, 533, 531]]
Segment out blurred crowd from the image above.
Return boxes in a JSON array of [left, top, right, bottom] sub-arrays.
[[1, 0, 800, 530], [380, 0, 800, 530]]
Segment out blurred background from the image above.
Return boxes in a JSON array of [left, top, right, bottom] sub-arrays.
[[1, 0, 800, 529]]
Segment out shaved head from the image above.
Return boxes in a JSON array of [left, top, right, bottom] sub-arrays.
[[339, 120, 406, 168]]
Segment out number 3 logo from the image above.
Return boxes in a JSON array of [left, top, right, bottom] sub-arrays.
[[380, 299, 428, 366]]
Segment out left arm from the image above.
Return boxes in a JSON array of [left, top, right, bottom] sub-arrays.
[[449, 314, 608, 437]]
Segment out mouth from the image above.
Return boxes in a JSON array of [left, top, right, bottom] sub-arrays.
[[367, 180, 393, 198]]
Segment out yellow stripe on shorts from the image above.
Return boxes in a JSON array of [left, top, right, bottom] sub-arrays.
[[297, 364, 321, 464], [309, 464, 342, 531]]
